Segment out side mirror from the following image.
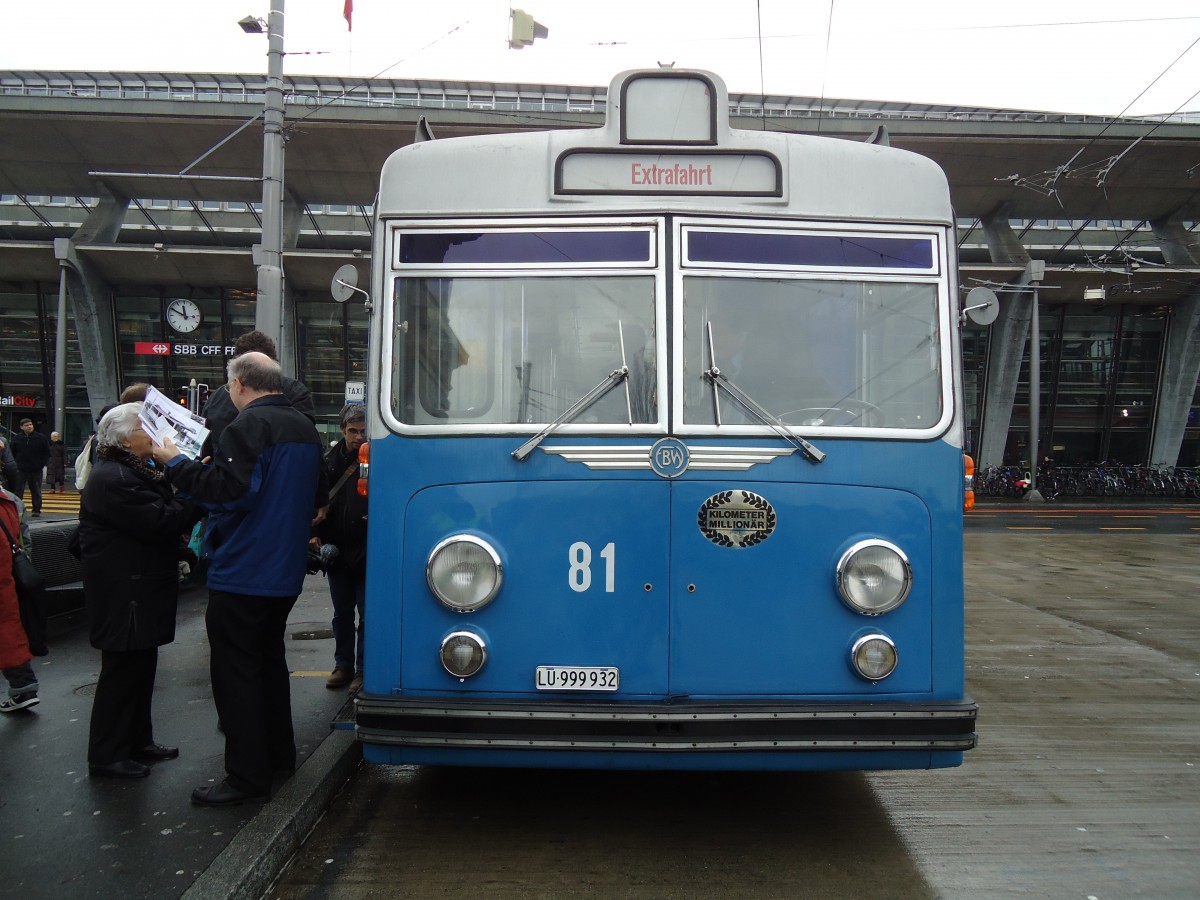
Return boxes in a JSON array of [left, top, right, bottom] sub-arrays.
[[962, 286, 998, 326], [331, 264, 371, 309]]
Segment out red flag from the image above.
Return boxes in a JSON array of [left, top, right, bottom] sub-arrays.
[[343, 0, 352, 30]]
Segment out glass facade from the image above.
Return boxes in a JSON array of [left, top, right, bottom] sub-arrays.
[[1003, 305, 1169, 467], [2, 278, 1197, 467], [1, 282, 368, 457]]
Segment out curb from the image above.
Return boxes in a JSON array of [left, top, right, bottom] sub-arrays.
[[181, 728, 362, 900]]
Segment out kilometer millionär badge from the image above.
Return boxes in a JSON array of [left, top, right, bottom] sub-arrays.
[[697, 490, 776, 548]]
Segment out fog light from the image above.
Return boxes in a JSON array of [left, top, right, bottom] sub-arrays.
[[850, 633, 897, 681], [440, 631, 487, 678]]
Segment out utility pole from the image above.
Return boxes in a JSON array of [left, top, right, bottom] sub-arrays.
[[1025, 260, 1045, 502], [254, 0, 289, 372]]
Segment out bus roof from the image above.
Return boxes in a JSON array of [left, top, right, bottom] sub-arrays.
[[377, 68, 953, 225]]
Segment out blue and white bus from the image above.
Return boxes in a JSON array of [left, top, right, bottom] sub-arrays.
[[355, 68, 977, 771]]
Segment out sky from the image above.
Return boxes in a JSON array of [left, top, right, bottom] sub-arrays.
[[2, 1, 1200, 116]]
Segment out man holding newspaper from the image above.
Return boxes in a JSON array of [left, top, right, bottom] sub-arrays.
[[150, 352, 328, 807]]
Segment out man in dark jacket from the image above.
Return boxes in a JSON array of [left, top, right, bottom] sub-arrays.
[[0, 436, 17, 493], [200, 330, 314, 457], [313, 404, 368, 695], [10, 419, 50, 517], [152, 352, 327, 807]]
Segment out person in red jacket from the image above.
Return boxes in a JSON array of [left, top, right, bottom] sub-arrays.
[[0, 488, 39, 712]]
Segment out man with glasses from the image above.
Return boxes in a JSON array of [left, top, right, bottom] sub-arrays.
[[153, 352, 327, 807], [313, 404, 369, 696]]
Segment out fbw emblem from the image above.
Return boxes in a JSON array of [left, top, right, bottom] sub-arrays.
[[649, 437, 689, 478]]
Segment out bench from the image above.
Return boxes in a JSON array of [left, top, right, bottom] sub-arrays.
[[29, 523, 84, 616]]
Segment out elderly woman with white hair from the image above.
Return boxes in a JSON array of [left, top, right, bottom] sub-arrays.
[[78, 402, 200, 779]]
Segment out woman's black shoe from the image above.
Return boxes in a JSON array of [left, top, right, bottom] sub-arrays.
[[131, 743, 180, 761], [191, 780, 268, 807], [89, 760, 151, 779]]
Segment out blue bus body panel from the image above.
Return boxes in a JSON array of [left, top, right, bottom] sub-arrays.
[[364, 436, 964, 690], [668, 481, 932, 696], [401, 481, 671, 695]]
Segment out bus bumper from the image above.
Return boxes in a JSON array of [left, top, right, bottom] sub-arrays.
[[355, 696, 977, 755]]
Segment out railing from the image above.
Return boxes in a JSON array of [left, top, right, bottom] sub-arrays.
[[977, 464, 1200, 500], [1, 70, 1167, 127]]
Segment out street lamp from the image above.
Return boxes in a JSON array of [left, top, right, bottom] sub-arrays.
[[240, 2, 290, 373]]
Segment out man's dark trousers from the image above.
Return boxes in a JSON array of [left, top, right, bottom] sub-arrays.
[[14, 469, 42, 514], [206, 589, 298, 795]]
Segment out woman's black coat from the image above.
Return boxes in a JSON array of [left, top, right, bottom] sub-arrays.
[[79, 455, 199, 651]]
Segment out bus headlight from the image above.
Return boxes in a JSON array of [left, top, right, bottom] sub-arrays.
[[427, 535, 503, 612], [850, 633, 898, 681], [836, 539, 911, 615], [440, 631, 487, 678]]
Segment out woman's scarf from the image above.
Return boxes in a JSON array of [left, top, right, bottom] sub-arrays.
[[97, 444, 166, 484]]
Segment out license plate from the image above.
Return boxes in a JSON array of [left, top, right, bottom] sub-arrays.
[[535, 666, 620, 691]]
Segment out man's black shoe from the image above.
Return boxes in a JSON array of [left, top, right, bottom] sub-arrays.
[[131, 743, 180, 761], [191, 780, 268, 807], [89, 760, 150, 779]]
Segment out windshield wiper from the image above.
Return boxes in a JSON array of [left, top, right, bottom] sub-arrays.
[[512, 366, 630, 461], [704, 322, 826, 464]]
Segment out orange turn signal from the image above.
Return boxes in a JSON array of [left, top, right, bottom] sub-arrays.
[[357, 440, 370, 496]]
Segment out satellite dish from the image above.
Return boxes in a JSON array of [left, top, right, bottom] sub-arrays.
[[331, 264, 359, 303], [963, 286, 999, 326]]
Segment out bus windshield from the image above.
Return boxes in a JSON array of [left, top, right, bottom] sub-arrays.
[[682, 276, 942, 430], [392, 274, 658, 426]]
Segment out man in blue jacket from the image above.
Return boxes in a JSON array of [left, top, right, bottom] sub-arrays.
[[152, 351, 327, 807]]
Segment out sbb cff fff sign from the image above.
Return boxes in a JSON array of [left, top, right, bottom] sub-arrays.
[[134, 343, 236, 356]]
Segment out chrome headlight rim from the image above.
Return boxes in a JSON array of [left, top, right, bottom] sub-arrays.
[[849, 632, 898, 681], [836, 538, 912, 615], [426, 534, 503, 613], [440, 630, 488, 678]]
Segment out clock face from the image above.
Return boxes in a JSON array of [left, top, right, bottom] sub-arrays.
[[166, 299, 202, 334]]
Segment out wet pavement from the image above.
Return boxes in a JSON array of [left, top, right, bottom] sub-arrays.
[[270, 525, 1200, 899], [0, 540, 360, 900], [5, 494, 1199, 898]]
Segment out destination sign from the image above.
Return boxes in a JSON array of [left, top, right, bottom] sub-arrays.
[[557, 151, 781, 196]]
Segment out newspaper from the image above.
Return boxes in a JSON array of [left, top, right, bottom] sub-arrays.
[[140, 385, 209, 460]]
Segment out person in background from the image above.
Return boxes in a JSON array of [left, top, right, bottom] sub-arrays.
[[46, 432, 67, 494], [120, 383, 151, 404], [0, 485, 39, 713], [79, 403, 199, 778], [314, 404, 369, 695], [0, 436, 17, 493], [11, 418, 50, 517], [152, 352, 326, 807], [200, 331, 314, 457]]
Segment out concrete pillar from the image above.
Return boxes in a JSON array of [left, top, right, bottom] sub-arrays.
[[58, 189, 131, 422], [276, 188, 304, 378], [1148, 215, 1200, 467], [976, 210, 1034, 468], [55, 240, 120, 422]]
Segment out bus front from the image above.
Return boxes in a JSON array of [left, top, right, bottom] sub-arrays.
[[356, 68, 976, 771]]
